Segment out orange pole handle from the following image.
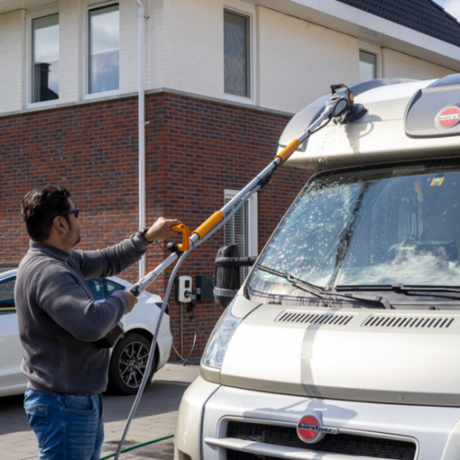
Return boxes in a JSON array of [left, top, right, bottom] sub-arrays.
[[274, 138, 301, 164], [192, 211, 224, 240], [170, 224, 191, 252]]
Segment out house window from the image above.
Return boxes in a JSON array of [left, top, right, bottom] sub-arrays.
[[88, 4, 119, 94], [224, 190, 258, 283], [32, 14, 59, 103], [224, 10, 250, 98], [359, 50, 377, 82]]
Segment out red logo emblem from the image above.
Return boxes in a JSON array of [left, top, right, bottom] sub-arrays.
[[297, 414, 339, 444], [435, 106, 460, 129], [297, 415, 325, 443]]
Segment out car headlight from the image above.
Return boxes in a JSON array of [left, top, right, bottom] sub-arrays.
[[201, 299, 242, 369]]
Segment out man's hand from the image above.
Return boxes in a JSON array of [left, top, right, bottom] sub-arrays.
[[120, 291, 138, 315], [144, 217, 182, 242]]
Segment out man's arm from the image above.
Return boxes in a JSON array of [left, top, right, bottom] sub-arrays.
[[72, 217, 181, 280]]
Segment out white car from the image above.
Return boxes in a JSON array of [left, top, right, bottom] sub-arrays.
[[0, 269, 172, 397]]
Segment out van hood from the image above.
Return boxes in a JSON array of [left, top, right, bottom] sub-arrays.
[[221, 299, 460, 406]]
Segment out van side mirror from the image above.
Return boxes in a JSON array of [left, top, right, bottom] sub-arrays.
[[213, 244, 256, 308]]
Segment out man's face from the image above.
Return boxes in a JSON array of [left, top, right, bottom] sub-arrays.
[[66, 199, 81, 247]]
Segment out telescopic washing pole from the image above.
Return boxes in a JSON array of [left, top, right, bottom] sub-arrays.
[[113, 85, 364, 460], [127, 84, 359, 298]]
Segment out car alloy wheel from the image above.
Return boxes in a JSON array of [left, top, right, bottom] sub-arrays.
[[107, 332, 156, 395]]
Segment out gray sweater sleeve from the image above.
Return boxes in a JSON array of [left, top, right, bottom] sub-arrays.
[[71, 233, 151, 280], [32, 263, 128, 342]]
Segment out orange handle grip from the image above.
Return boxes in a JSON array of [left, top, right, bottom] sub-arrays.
[[274, 138, 301, 164], [192, 211, 224, 240], [170, 224, 191, 252]]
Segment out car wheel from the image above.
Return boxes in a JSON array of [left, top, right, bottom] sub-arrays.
[[107, 332, 156, 396]]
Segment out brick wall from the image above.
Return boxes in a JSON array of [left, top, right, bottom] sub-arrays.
[[0, 92, 310, 360]]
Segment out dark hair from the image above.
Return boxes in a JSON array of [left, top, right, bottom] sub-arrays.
[[21, 185, 71, 241]]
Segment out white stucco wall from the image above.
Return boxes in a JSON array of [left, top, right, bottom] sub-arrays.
[[258, 6, 359, 114], [0, 9, 25, 113], [161, 0, 223, 99], [382, 48, 454, 81], [59, 0, 81, 103], [119, 0, 139, 94], [147, 0, 164, 89]]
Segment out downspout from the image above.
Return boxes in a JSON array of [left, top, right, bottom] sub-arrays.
[[136, 0, 146, 278]]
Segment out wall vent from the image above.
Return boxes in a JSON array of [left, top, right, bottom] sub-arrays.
[[276, 312, 354, 326], [363, 315, 455, 329]]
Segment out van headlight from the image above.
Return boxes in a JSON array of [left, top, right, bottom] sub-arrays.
[[202, 299, 242, 369]]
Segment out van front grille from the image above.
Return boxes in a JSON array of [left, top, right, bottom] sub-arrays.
[[226, 421, 416, 459]]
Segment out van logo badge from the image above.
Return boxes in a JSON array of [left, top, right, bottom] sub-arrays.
[[435, 106, 460, 129], [297, 414, 338, 444]]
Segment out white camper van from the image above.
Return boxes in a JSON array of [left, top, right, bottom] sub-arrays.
[[175, 75, 460, 460]]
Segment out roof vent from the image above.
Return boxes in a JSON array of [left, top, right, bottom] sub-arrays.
[[276, 311, 354, 326], [363, 315, 455, 329]]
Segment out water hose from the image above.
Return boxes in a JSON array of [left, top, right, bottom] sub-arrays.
[[100, 434, 174, 460]]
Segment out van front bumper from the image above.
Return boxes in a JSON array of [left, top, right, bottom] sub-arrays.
[[175, 379, 460, 460]]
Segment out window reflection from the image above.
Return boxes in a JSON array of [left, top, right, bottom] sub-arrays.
[[32, 14, 59, 103], [251, 160, 460, 293], [89, 4, 119, 94], [359, 50, 377, 82], [0, 277, 15, 310], [224, 10, 249, 97]]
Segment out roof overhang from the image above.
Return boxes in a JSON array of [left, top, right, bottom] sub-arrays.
[[253, 0, 460, 72]]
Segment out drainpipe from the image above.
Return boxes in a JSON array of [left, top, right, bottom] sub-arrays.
[[136, 0, 146, 279]]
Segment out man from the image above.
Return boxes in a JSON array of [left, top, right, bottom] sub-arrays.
[[15, 184, 181, 460]]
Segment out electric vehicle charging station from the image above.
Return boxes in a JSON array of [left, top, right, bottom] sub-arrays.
[[175, 276, 193, 303]]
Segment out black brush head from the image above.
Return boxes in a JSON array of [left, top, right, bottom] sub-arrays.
[[340, 103, 368, 124]]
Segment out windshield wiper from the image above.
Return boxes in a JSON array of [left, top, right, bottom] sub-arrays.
[[257, 265, 392, 309], [392, 284, 460, 302], [336, 284, 460, 302]]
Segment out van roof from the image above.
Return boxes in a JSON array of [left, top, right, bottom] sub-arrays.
[[282, 75, 460, 172]]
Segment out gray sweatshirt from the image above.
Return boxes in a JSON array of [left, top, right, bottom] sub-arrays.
[[15, 233, 150, 393]]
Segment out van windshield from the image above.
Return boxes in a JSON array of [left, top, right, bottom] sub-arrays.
[[249, 160, 460, 296]]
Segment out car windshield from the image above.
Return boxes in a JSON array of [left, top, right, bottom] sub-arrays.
[[249, 159, 460, 297]]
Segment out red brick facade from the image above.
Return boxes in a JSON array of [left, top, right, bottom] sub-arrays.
[[0, 92, 311, 360]]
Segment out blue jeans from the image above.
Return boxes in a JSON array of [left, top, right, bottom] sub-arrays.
[[24, 388, 104, 460]]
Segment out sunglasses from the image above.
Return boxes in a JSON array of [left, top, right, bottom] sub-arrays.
[[58, 208, 80, 219]]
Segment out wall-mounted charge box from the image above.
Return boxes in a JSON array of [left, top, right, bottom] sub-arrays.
[[196, 275, 214, 302], [175, 276, 192, 303]]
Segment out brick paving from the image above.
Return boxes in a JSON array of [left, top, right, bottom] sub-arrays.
[[0, 362, 201, 460]]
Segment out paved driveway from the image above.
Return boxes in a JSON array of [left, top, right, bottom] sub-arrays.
[[0, 362, 201, 460]]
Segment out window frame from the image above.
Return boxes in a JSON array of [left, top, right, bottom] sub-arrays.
[[223, 2, 256, 105], [82, 0, 120, 100], [25, 5, 60, 109]]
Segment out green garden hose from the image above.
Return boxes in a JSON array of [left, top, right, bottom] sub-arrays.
[[100, 434, 174, 460]]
